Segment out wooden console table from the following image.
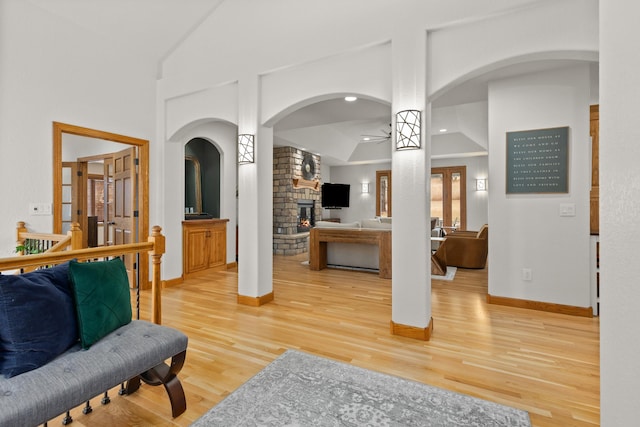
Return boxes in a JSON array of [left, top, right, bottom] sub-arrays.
[[309, 228, 392, 278]]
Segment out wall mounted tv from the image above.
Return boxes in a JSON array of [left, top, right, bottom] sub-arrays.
[[321, 183, 350, 209]]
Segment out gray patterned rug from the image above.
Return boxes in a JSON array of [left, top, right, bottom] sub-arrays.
[[191, 349, 531, 426]]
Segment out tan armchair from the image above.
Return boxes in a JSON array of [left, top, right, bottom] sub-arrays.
[[434, 224, 488, 269]]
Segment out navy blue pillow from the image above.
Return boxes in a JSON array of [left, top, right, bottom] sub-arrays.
[[0, 263, 79, 378]]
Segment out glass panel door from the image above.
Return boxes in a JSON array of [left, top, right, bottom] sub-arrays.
[[451, 172, 461, 227], [430, 173, 444, 227], [376, 170, 392, 217], [430, 166, 466, 230]]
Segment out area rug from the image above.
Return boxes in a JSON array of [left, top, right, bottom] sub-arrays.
[[432, 266, 457, 281], [191, 349, 531, 426]]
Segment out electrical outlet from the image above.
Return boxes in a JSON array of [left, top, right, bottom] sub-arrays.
[[559, 203, 575, 217], [522, 268, 532, 281]]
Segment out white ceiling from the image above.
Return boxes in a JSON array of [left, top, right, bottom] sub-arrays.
[[27, 0, 224, 62], [27, 1, 596, 166]]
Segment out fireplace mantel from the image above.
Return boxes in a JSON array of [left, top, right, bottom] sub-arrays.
[[292, 178, 319, 191]]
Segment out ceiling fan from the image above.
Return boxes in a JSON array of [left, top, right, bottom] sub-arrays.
[[361, 123, 391, 143]]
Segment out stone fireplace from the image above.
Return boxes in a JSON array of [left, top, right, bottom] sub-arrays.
[[273, 147, 321, 255]]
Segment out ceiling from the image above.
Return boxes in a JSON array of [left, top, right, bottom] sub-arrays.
[[27, 1, 596, 167], [27, 0, 225, 62]]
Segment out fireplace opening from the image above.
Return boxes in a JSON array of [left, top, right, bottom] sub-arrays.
[[297, 199, 315, 233]]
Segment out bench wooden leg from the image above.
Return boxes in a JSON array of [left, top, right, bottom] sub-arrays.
[[125, 350, 187, 418]]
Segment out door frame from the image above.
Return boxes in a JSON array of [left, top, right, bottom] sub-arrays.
[[52, 121, 151, 288], [431, 165, 467, 230]]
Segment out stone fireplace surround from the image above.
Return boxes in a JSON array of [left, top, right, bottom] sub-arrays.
[[273, 147, 321, 255]]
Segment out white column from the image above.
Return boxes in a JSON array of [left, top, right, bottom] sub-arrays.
[[600, 1, 640, 425], [237, 74, 273, 304], [390, 24, 432, 339]]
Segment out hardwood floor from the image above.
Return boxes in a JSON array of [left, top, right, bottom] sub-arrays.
[[50, 254, 599, 426]]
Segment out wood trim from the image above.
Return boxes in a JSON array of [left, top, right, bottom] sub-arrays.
[[590, 104, 599, 235], [390, 318, 433, 341], [375, 170, 392, 217], [431, 166, 467, 230], [486, 294, 593, 317], [162, 277, 184, 288], [226, 261, 238, 271], [237, 292, 274, 307], [52, 121, 150, 288]]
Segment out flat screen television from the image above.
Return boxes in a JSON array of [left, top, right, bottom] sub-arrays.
[[321, 183, 350, 208]]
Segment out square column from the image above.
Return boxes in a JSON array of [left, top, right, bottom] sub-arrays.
[[237, 75, 274, 305], [390, 25, 432, 339]]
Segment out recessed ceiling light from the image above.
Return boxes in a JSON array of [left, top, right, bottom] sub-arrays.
[[344, 96, 357, 102], [439, 128, 447, 132], [363, 137, 371, 141]]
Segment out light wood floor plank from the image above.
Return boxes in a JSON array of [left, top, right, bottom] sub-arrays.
[[48, 253, 599, 426]]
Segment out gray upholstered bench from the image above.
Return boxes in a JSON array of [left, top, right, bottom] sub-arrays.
[[0, 320, 188, 426]]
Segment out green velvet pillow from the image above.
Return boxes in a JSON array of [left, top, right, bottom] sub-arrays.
[[68, 258, 132, 349]]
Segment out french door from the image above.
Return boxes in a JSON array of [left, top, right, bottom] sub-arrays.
[[431, 166, 467, 230]]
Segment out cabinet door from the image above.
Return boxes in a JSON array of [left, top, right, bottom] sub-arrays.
[[208, 226, 227, 268], [186, 228, 210, 273]]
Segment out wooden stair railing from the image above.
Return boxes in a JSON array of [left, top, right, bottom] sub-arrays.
[[16, 221, 82, 252], [16, 221, 83, 273], [1, 225, 166, 324]]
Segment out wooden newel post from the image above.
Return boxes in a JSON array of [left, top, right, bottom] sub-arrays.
[[69, 222, 83, 250], [148, 225, 165, 325], [16, 221, 27, 255]]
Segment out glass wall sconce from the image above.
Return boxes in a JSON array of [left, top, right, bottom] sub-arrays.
[[395, 110, 421, 150], [238, 134, 255, 164], [361, 182, 370, 193], [476, 178, 487, 191]]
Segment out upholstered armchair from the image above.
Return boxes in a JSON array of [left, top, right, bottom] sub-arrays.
[[434, 224, 488, 269]]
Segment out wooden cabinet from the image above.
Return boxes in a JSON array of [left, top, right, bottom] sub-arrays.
[[182, 219, 228, 278]]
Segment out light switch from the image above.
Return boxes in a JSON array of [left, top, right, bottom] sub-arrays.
[[559, 203, 575, 217], [29, 203, 52, 216]]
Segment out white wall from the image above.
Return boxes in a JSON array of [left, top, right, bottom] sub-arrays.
[[0, 0, 157, 256], [326, 163, 391, 223], [328, 157, 488, 229], [432, 156, 489, 230], [488, 64, 591, 308], [162, 121, 238, 281], [600, 2, 640, 425], [428, 0, 599, 98], [161, 82, 240, 278]]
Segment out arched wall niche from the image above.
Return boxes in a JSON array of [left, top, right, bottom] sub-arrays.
[[185, 137, 221, 218]]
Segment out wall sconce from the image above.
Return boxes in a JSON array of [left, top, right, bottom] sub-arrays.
[[476, 179, 487, 191], [395, 110, 421, 150], [361, 182, 370, 193], [238, 134, 255, 164]]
